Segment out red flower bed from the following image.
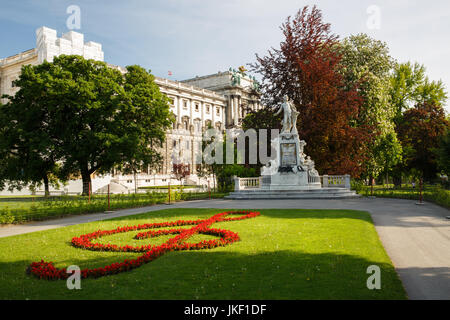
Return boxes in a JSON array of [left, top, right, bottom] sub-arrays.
[[27, 211, 260, 280]]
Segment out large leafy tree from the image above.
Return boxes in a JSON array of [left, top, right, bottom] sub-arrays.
[[397, 102, 449, 181], [390, 62, 447, 124], [339, 34, 401, 181], [1, 55, 172, 195], [389, 62, 447, 185], [250, 5, 372, 177]]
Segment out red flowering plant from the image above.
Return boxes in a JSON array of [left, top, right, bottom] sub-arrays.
[[27, 211, 260, 280]]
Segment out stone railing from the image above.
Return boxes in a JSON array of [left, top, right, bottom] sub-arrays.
[[234, 177, 262, 191], [321, 175, 351, 189], [308, 175, 321, 184], [234, 174, 351, 191]]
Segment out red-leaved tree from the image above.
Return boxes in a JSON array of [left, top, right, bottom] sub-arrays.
[[250, 5, 373, 177], [397, 102, 449, 181], [172, 163, 190, 184]]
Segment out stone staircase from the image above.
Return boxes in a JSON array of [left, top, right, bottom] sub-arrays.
[[226, 187, 360, 200]]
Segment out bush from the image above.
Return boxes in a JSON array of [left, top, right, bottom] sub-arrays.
[[357, 184, 450, 208], [0, 191, 228, 225]]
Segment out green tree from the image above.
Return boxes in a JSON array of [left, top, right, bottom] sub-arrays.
[[390, 62, 447, 124], [390, 62, 447, 186], [434, 128, 450, 177], [339, 34, 401, 181], [0, 63, 65, 195]]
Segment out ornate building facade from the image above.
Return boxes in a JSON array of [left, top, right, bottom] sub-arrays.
[[0, 26, 261, 194]]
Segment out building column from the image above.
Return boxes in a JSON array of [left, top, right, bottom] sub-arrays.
[[177, 97, 181, 128], [201, 101, 205, 131], [234, 95, 239, 126], [189, 99, 193, 128], [226, 95, 232, 127], [212, 103, 216, 128]]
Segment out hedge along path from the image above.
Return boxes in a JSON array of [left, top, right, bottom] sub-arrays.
[[27, 211, 261, 280]]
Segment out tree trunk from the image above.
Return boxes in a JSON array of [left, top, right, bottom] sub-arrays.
[[393, 175, 402, 188], [81, 169, 91, 196], [43, 174, 50, 197]]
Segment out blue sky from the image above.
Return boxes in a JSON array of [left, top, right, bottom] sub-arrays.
[[1, 0, 449, 111]]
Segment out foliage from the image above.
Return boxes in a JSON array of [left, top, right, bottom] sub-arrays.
[[396, 102, 449, 181], [389, 62, 448, 186], [1, 56, 172, 196], [172, 163, 191, 183], [215, 164, 257, 192], [241, 107, 281, 172], [390, 62, 447, 124], [357, 185, 450, 209], [339, 34, 401, 179], [0, 191, 227, 225], [434, 129, 450, 176], [242, 107, 282, 133], [250, 6, 372, 177], [0, 63, 67, 195]]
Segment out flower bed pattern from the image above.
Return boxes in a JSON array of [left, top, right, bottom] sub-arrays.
[[27, 211, 260, 280]]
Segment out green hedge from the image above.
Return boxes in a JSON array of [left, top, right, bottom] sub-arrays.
[[0, 191, 227, 225], [357, 185, 450, 209]]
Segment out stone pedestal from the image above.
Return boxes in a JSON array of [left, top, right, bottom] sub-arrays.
[[261, 132, 321, 190]]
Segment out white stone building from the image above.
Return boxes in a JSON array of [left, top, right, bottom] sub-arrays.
[[0, 26, 261, 195]]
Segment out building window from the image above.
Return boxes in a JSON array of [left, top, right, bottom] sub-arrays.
[[173, 140, 177, 148], [183, 100, 188, 110], [168, 97, 175, 107], [11, 81, 15, 88], [195, 103, 199, 112], [206, 105, 210, 114], [127, 180, 132, 183], [186, 140, 190, 150], [216, 107, 220, 115]]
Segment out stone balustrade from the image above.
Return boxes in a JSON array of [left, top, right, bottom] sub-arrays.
[[321, 175, 351, 189], [234, 174, 351, 191], [234, 177, 262, 191], [308, 175, 321, 184]]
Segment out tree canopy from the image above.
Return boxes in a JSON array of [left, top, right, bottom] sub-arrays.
[[250, 5, 372, 177], [0, 55, 173, 195], [397, 102, 449, 181], [339, 33, 401, 180]]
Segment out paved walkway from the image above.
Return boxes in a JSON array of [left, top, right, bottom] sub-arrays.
[[0, 198, 449, 300]]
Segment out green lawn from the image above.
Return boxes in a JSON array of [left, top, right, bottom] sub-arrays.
[[0, 208, 406, 300]]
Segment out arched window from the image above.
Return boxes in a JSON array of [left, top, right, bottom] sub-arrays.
[[182, 116, 190, 130]]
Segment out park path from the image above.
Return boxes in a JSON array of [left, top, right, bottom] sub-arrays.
[[0, 198, 449, 300]]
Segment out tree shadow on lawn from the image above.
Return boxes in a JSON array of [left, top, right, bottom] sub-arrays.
[[0, 249, 406, 300]]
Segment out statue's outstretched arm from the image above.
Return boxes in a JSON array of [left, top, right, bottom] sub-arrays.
[[274, 105, 282, 116]]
